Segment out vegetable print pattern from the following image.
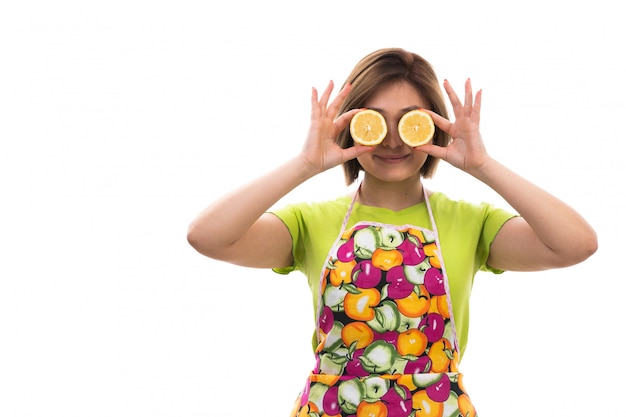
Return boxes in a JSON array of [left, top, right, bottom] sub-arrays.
[[290, 223, 478, 417]]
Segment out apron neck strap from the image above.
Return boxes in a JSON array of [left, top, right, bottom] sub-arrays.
[[342, 181, 437, 233]]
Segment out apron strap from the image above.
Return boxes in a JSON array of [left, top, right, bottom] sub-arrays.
[[340, 183, 361, 233], [344, 182, 435, 232]]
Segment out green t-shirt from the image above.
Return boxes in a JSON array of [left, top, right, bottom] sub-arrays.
[[270, 191, 516, 361]]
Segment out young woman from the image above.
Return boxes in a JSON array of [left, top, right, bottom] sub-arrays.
[[187, 48, 597, 417]]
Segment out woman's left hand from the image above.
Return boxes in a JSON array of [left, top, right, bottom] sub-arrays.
[[419, 78, 490, 175], [422, 80, 598, 272]]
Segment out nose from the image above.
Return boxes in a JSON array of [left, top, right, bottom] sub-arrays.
[[381, 119, 404, 148]]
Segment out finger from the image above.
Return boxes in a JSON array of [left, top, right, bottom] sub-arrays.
[[334, 107, 361, 130], [310, 86, 320, 117], [327, 83, 352, 117], [340, 144, 375, 162], [464, 78, 473, 114], [318, 80, 335, 111], [473, 89, 482, 122], [443, 79, 463, 117], [413, 143, 447, 160]]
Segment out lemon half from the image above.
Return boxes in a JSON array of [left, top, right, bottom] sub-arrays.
[[398, 109, 435, 147], [350, 109, 388, 146]]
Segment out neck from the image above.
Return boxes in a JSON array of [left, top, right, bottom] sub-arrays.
[[357, 175, 425, 211]]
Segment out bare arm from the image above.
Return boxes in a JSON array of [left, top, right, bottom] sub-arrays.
[[470, 159, 597, 271], [187, 157, 317, 268], [421, 79, 598, 272], [187, 81, 372, 268]]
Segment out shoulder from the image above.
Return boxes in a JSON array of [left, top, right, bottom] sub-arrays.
[[269, 195, 351, 228], [430, 191, 488, 213], [430, 191, 517, 232], [271, 195, 350, 216]]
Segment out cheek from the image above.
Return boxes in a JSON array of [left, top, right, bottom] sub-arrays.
[[355, 153, 373, 168], [414, 151, 429, 165]]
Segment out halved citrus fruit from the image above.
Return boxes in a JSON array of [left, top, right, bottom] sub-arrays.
[[398, 109, 435, 147], [350, 109, 387, 146]]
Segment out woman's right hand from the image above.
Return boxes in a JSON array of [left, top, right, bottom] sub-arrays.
[[299, 81, 373, 174], [187, 81, 372, 268]]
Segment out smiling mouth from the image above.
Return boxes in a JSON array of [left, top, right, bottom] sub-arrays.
[[376, 155, 410, 163]]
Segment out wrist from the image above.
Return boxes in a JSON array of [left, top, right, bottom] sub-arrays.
[[295, 153, 327, 179], [466, 156, 500, 182]]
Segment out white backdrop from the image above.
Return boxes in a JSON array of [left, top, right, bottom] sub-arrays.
[[1, 1, 624, 416]]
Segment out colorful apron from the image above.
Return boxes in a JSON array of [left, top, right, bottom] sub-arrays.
[[290, 186, 478, 417]]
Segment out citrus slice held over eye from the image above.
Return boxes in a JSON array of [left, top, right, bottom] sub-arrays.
[[350, 109, 387, 146], [398, 109, 435, 147]]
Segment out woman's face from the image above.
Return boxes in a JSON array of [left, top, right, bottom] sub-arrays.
[[356, 80, 430, 184]]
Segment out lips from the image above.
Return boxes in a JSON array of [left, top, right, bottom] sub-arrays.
[[375, 154, 410, 163]]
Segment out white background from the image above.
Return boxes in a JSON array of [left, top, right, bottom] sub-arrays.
[[1, 1, 624, 416]]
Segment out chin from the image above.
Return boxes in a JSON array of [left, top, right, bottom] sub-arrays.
[[367, 171, 421, 184]]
